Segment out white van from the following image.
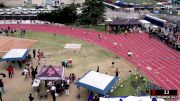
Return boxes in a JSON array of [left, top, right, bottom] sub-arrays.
[[17, 7, 23, 10], [30, 9, 37, 14], [11, 8, 16, 13], [37, 9, 44, 13], [44, 8, 52, 13], [14, 9, 22, 15], [22, 9, 29, 15], [5, 9, 13, 15], [0, 9, 5, 15]]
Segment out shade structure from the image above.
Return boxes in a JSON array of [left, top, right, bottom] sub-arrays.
[[76, 71, 119, 95], [1, 49, 29, 61], [37, 65, 64, 80], [100, 96, 165, 101], [64, 44, 81, 49], [109, 19, 141, 26], [144, 14, 167, 27]]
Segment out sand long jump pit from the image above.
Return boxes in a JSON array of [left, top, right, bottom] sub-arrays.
[[0, 36, 36, 52]]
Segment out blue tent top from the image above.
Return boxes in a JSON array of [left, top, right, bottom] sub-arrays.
[[76, 71, 119, 95], [1, 49, 29, 61]]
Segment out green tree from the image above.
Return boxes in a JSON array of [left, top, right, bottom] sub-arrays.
[[81, 0, 105, 25], [0, 3, 5, 8], [38, 4, 77, 24], [60, 4, 77, 24]]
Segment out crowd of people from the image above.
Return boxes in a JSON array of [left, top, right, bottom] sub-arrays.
[[34, 73, 77, 101], [148, 25, 180, 50], [0, 27, 16, 36], [88, 91, 100, 101], [0, 26, 26, 37]]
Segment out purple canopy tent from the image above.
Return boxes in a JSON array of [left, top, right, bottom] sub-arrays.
[[37, 65, 64, 80]]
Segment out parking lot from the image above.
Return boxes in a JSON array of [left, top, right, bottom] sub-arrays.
[[0, 7, 55, 15]]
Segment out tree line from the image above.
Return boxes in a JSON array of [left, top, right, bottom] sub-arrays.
[[38, 0, 105, 25]]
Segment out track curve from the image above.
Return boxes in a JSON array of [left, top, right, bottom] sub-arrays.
[[1, 24, 180, 97]]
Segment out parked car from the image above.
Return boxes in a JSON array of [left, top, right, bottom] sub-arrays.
[[0, 9, 5, 15], [5, 9, 13, 15], [14, 9, 22, 15], [17, 7, 23, 10], [11, 8, 16, 13], [29, 9, 37, 14], [22, 9, 29, 15], [37, 9, 44, 13], [44, 8, 52, 13]]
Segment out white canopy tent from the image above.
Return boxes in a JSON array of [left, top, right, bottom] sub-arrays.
[[76, 71, 119, 95], [1, 49, 29, 61], [100, 96, 165, 101], [64, 44, 82, 53], [64, 44, 81, 49]]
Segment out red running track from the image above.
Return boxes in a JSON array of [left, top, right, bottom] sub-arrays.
[[1, 24, 180, 98]]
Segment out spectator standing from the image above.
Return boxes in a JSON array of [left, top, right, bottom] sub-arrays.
[[115, 68, 120, 77], [18, 61, 22, 68], [72, 73, 76, 82], [33, 49, 36, 58], [31, 69, 36, 81], [112, 62, 115, 68], [66, 78, 70, 85], [0, 91, 2, 101], [29, 93, 34, 101], [24, 68, 29, 79], [20, 28, 23, 37], [0, 80, 4, 94], [10, 65, 14, 75], [96, 66, 99, 72], [64, 83, 70, 96], [6, 66, 13, 79], [23, 29, 26, 37], [93, 94, 99, 101], [51, 90, 56, 101], [88, 91, 93, 101], [27, 68, 31, 78]]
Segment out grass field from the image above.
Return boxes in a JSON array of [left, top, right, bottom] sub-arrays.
[[110, 73, 149, 96], [0, 30, 134, 101], [73, 22, 106, 32], [13, 31, 119, 70], [88, 25, 106, 32]]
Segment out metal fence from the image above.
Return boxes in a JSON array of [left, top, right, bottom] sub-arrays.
[[0, 15, 38, 20]]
